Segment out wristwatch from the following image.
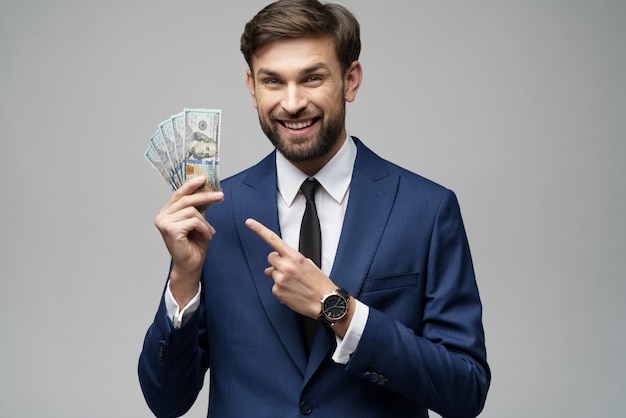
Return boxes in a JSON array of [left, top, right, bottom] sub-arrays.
[[318, 288, 350, 326]]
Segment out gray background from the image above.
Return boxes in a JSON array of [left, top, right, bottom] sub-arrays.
[[1, 0, 624, 417]]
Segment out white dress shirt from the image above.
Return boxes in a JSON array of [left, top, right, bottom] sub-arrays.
[[165, 135, 368, 364]]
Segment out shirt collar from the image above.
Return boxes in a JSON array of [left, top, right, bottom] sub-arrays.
[[276, 133, 357, 207]]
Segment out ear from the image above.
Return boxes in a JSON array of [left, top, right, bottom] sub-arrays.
[[343, 60, 362, 103], [245, 68, 258, 109]]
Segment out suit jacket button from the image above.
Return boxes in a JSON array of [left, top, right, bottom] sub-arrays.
[[299, 400, 313, 415], [367, 372, 379, 383]]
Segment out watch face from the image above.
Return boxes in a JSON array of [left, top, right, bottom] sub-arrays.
[[323, 294, 348, 320]]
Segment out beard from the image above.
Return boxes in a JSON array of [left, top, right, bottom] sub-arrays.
[[258, 102, 346, 163]]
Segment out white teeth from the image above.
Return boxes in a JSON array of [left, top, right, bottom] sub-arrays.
[[284, 120, 313, 130]]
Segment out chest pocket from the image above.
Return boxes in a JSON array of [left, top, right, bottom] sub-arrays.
[[358, 272, 422, 328], [360, 272, 419, 293]]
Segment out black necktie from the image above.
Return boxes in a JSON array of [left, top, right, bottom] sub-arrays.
[[299, 178, 321, 354], [299, 179, 322, 267]]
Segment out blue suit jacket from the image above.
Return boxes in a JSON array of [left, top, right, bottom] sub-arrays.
[[139, 138, 490, 418]]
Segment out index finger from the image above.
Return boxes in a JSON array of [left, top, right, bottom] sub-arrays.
[[245, 218, 293, 255]]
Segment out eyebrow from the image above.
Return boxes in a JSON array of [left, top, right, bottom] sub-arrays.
[[256, 62, 331, 78]]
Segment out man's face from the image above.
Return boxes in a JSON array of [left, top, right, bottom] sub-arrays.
[[246, 36, 361, 171]]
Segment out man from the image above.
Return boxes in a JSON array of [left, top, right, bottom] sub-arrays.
[[138, 0, 490, 417]]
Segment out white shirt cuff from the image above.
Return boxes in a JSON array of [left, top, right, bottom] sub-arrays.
[[164, 280, 202, 329], [332, 299, 368, 364]]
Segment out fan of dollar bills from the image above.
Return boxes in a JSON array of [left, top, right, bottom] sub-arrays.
[[145, 108, 221, 192]]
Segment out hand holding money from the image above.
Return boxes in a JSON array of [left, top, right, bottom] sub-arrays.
[[155, 175, 224, 306]]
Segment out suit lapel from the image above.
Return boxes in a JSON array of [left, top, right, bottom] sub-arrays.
[[305, 139, 400, 381], [330, 139, 399, 298], [232, 152, 308, 375]]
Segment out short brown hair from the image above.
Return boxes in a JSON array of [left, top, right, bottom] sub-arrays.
[[240, 0, 361, 73]]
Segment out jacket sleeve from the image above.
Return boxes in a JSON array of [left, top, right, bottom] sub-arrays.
[[138, 286, 210, 418], [344, 189, 491, 418]]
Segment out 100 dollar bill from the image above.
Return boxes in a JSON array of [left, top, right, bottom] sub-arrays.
[[149, 128, 181, 189], [183, 108, 221, 191]]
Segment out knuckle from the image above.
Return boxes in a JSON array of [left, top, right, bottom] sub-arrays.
[[271, 284, 282, 299], [295, 253, 307, 264], [267, 233, 279, 245], [281, 264, 295, 276], [154, 215, 167, 230], [171, 188, 186, 202]]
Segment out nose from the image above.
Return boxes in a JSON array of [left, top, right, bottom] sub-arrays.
[[280, 83, 307, 115]]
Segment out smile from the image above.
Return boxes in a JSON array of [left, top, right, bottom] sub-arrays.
[[282, 118, 317, 130]]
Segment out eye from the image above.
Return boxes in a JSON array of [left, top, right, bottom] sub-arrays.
[[263, 78, 282, 87], [303, 75, 324, 87]]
